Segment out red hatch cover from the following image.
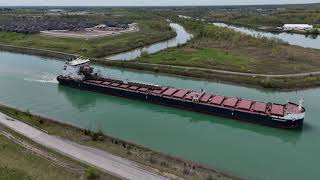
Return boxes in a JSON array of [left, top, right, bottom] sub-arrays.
[[162, 88, 178, 96], [110, 83, 120, 87], [153, 87, 168, 94], [120, 84, 130, 88], [223, 97, 238, 107], [252, 102, 267, 113], [200, 93, 212, 103], [271, 104, 284, 116], [101, 82, 111, 86], [138, 87, 148, 92], [237, 100, 253, 110], [129, 86, 139, 90], [211, 95, 225, 105], [173, 90, 189, 98], [184, 92, 198, 100]]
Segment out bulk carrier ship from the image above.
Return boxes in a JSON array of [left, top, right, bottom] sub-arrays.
[[57, 58, 306, 129]]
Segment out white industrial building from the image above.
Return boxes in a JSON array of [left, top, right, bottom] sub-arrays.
[[283, 24, 313, 31]]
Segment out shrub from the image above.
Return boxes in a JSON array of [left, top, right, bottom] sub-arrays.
[[91, 133, 99, 141], [84, 129, 91, 136], [38, 119, 44, 124], [85, 167, 100, 180]]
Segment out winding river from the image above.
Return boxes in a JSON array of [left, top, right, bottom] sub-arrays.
[[107, 23, 193, 61], [1, 51, 320, 180], [213, 23, 320, 49]]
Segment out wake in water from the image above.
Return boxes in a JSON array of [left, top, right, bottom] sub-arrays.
[[24, 72, 58, 84]]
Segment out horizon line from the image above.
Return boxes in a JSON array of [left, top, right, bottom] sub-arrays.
[[0, 2, 319, 7]]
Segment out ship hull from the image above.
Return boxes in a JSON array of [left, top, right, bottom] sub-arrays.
[[57, 76, 303, 129]]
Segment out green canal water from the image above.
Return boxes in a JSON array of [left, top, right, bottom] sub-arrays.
[[0, 51, 319, 180]]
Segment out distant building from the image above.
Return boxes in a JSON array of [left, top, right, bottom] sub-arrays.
[[283, 24, 313, 31], [49, 9, 65, 13], [178, 15, 192, 19]]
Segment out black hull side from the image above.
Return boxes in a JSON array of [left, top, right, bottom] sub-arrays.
[[57, 76, 303, 129]]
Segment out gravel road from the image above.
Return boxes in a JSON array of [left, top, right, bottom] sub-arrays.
[[0, 112, 168, 180]]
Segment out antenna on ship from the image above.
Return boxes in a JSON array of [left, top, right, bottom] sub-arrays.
[[298, 97, 304, 111]]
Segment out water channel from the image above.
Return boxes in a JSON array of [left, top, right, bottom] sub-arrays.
[[213, 23, 320, 49], [1, 51, 320, 180], [107, 23, 193, 61]]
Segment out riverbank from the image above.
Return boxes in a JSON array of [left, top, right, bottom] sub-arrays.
[[222, 22, 319, 36], [97, 60, 320, 90], [0, 104, 239, 180], [2, 43, 320, 90]]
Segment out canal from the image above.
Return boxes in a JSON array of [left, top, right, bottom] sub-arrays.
[[107, 23, 193, 61], [1, 51, 320, 180], [213, 23, 320, 49]]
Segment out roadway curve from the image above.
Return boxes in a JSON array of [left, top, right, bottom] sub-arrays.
[[0, 112, 168, 180]]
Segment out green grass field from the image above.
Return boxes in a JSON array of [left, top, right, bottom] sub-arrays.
[[139, 48, 255, 72], [0, 134, 81, 180], [138, 20, 320, 74]]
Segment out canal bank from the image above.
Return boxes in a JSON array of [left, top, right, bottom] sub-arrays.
[[0, 51, 320, 180], [2, 42, 320, 90], [0, 104, 236, 180]]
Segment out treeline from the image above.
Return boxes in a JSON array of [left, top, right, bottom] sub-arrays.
[[213, 9, 320, 29]]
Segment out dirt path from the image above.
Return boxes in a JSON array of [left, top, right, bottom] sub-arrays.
[[127, 62, 320, 78], [0, 113, 168, 180]]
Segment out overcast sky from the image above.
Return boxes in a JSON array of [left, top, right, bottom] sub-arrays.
[[1, 0, 319, 6]]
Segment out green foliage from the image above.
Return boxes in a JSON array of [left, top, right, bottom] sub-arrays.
[[306, 28, 319, 35], [139, 47, 254, 72], [180, 20, 284, 47], [84, 129, 91, 135], [211, 9, 320, 28], [85, 167, 100, 180]]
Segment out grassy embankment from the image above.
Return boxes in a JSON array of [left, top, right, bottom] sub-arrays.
[[0, 122, 117, 180], [0, 13, 175, 58], [123, 20, 320, 89], [0, 104, 237, 180]]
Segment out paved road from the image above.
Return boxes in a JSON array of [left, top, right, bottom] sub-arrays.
[[0, 113, 167, 180]]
